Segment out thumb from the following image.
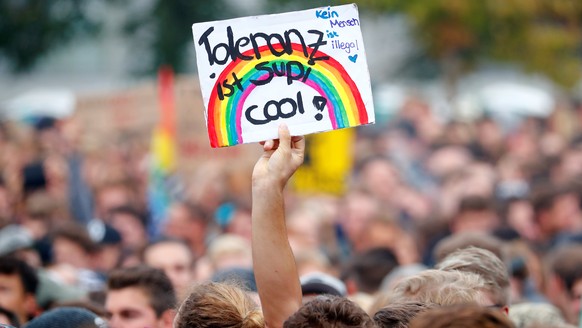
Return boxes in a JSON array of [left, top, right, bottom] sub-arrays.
[[278, 123, 291, 151]]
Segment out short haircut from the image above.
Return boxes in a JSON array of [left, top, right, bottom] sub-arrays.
[[342, 247, 399, 294], [457, 196, 495, 214], [530, 182, 571, 220], [174, 282, 263, 328], [141, 238, 193, 265], [547, 244, 582, 292], [107, 265, 176, 317], [386, 270, 487, 306], [108, 205, 148, 229], [373, 302, 435, 328], [436, 246, 510, 306], [0, 256, 38, 295], [433, 232, 505, 263], [409, 304, 515, 328], [283, 295, 376, 328], [52, 223, 97, 254]]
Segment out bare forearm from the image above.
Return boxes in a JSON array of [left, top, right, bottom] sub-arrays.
[[252, 180, 302, 328]]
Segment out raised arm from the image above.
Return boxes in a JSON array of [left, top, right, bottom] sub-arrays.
[[251, 124, 305, 328]]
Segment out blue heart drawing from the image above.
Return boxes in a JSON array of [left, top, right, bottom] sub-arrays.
[[348, 54, 358, 63]]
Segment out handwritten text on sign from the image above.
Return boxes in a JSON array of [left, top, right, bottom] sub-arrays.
[[192, 4, 375, 148]]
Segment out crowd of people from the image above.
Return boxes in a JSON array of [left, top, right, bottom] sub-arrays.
[[0, 95, 582, 327]]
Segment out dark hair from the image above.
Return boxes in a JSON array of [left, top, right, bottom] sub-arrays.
[[52, 223, 98, 255], [107, 265, 176, 317], [548, 245, 582, 292], [530, 182, 571, 219], [373, 302, 434, 328], [409, 304, 515, 328], [342, 247, 399, 294], [0, 305, 20, 327], [108, 205, 148, 229], [283, 295, 375, 328], [0, 256, 39, 295], [457, 196, 495, 214]]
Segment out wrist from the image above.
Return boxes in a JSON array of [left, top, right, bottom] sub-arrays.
[[252, 176, 286, 192]]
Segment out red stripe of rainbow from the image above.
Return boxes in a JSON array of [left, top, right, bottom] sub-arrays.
[[207, 43, 368, 148]]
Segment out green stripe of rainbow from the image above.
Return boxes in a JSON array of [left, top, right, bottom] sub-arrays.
[[207, 43, 368, 148]]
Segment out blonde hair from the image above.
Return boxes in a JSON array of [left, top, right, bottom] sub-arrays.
[[385, 270, 488, 306], [175, 282, 264, 328]]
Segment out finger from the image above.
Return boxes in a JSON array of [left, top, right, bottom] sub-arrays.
[[263, 139, 274, 151], [293, 136, 305, 152], [278, 123, 291, 151]]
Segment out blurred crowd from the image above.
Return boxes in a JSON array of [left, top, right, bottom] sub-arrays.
[[1, 94, 582, 327]]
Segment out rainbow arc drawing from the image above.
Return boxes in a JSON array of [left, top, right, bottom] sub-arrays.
[[207, 43, 369, 148]]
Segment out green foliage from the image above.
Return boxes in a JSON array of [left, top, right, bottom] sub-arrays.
[[124, 0, 234, 74], [349, 0, 582, 88], [0, 0, 98, 72]]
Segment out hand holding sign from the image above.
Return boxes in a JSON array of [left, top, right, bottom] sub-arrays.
[[192, 4, 375, 148]]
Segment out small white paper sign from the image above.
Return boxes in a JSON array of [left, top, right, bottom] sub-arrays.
[[192, 4, 375, 148]]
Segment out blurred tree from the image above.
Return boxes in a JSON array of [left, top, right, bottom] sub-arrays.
[[349, 0, 582, 91], [0, 0, 98, 72], [124, 0, 234, 74]]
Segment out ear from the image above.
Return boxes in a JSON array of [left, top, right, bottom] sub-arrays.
[[24, 293, 38, 318], [160, 309, 176, 328], [502, 305, 509, 316], [345, 279, 358, 295]]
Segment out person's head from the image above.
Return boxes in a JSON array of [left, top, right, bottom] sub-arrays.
[[545, 244, 582, 325], [163, 201, 210, 257], [0, 256, 38, 324], [509, 302, 569, 328], [207, 234, 252, 272], [373, 302, 434, 328], [436, 246, 511, 311], [433, 232, 505, 263], [174, 281, 263, 328], [531, 183, 580, 241], [342, 247, 399, 295], [105, 265, 176, 328], [94, 181, 136, 221], [385, 270, 488, 307], [142, 239, 194, 300], [283, 295, 376, 328], [24, 306, 108, 328], [108, 206, 148, 250], [451, 196, 500, 234], [409, 304, 515, 328], [51, 222, 97, 269]]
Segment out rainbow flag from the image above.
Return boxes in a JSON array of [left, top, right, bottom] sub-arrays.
[[147, 67, 177, 238]]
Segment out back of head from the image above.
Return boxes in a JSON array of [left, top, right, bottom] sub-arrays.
[[24, 307, 107, 328], [343, 247, 399, 294], [107, 265, 176, 317], [436, 246, 510, 306], [433, 232, 505, 263], [174, 281, 263, 328], [283, 295, 375, 328], [373, 302, 435, 328], [386, 270, 487, 306], [509, 302, 568, 328], [409, 305, 515, 328]]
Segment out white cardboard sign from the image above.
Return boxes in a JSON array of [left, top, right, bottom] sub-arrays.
[[192, 4, 375, 148]]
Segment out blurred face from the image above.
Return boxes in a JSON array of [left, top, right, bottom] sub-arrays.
[[110, 213, 147, 249], [106, 287, 162, 328], [163, 204, 203, 248], [452, 210, 500, 234], [144, 243, 193, 298], [52, 237, 91, 269], [0, 274, 33, 324]]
